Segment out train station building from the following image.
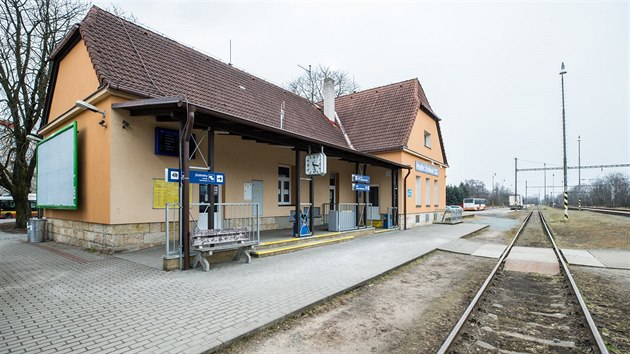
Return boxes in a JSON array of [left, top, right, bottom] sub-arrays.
[[38, 7, 449, 254]]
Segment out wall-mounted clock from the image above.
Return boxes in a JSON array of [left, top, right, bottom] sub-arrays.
[[305, 152, 327, 176]]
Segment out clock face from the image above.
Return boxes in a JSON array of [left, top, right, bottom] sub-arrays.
[[305, 153, 327, 176]]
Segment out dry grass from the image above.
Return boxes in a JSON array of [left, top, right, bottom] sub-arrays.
[[541, 207, 630, 250]]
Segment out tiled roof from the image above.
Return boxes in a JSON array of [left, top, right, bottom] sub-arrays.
[[335, 79, 448, 165], [67, 6, 350, 148]]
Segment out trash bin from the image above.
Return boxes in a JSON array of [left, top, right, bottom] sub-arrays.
[[27, 218, 47, 243]]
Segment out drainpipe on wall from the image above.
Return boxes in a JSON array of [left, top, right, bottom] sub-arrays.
[[403, 168, 411, 230], [181, 106, 195, 270]]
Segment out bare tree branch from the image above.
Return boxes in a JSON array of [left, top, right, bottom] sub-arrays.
[[0, 0, 87, 227], [286, 64, 360, 103]]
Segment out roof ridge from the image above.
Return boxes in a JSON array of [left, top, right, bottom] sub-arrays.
[[336, 78, 418, 100], [84, 6, 318, 108]]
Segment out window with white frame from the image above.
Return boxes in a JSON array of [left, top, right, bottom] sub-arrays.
[[425, 178, 431, 206], [434, 180, 439, 206], [415, 176, 422, 206], [424, 131, 432, 148], [278, 166, 291, 205]]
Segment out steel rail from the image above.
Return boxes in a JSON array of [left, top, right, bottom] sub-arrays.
[[436, 211, 534, 354], [568, 206, 630, 217], [540, 212, 609, 354]]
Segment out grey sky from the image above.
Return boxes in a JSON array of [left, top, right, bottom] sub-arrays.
[[94, 0, 629, 198]]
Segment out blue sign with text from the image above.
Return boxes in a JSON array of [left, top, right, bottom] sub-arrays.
[[351, 174, 370, 184], [407, 188, 413, 198], [415, 161, 439, 176], [166, 168, 225, 185], [352, 183, 370, 192]]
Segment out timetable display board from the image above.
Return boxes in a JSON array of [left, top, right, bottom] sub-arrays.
[[36, 122, 78, 209], [152, 179, 192, 209], [154, 128, 196, 159]]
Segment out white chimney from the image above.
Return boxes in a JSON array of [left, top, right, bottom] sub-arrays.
[[323, 77, 335, 122]]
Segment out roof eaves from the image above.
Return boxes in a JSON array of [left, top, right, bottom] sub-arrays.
[[420, 104, 441, 122]]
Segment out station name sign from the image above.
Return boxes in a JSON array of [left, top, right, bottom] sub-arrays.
[[415, 161, 439, 176], [166, 168, 225, 185]]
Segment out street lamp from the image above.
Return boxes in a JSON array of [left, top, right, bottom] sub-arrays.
[[560, 62, 568, 221]]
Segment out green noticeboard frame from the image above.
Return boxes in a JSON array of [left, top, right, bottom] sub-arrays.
[[36, 121, 78, 209]]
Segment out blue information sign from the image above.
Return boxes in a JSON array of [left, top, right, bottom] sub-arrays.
[[415, 161, 439, 176], [165, 168, 225, 185], [407, 188, 413, 197], [352, 183, 370, 192], [351, 174, 370, 184]]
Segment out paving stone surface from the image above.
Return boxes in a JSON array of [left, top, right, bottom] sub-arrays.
[[1, 222, 486, 353]]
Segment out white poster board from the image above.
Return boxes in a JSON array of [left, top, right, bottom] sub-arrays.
[[36, 122, 78, 209]]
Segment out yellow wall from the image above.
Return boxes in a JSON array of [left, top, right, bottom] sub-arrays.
[[48, 40, 100, 122], [406, 110, 445, 164], [375, 109, 447, 215], [107, 105, 397, 224], [44, 97, 111, 224]]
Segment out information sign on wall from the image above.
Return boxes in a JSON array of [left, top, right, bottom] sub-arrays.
[[415, 161, 439, 176]]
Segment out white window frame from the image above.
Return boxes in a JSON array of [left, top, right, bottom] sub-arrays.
[[415, 176, 422, 206], [434, 180, 439, 206], [425, 177, 431, 206], [278, 165, 291, 205], [424, 131, 432, 148]]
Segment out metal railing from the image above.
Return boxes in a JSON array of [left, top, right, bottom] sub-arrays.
[[432, 208, 463, 224], [164, 202, 260, 264], [328, 203, 373, 231]]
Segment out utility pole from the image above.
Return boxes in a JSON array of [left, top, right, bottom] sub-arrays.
[[552, 173, 555, 207], [544, 163, 547, 205], [578, 135, 581, 210], [525, 180, 528, 207], [514, 158, 518, 204], [492, 173, 496, 207], [560, 62, 568, 221]]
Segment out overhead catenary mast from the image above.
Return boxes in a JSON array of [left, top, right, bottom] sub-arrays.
[[560, 62, 568, 221]]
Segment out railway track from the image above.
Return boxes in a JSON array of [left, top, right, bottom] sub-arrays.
[[438, 210, 609, 353], [568, 206, 630, 217]]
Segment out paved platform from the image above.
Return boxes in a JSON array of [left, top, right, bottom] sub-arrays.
[[0, 222, 486, 353]]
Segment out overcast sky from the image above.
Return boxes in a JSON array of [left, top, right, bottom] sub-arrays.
[[94, 0, 629, 198]]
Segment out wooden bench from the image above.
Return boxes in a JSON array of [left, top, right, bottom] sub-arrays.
[[191, 227, 255, 271]]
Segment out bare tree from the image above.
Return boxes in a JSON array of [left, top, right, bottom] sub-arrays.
[[0, 0, 87, 228], [287, 64, 359, 103]]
